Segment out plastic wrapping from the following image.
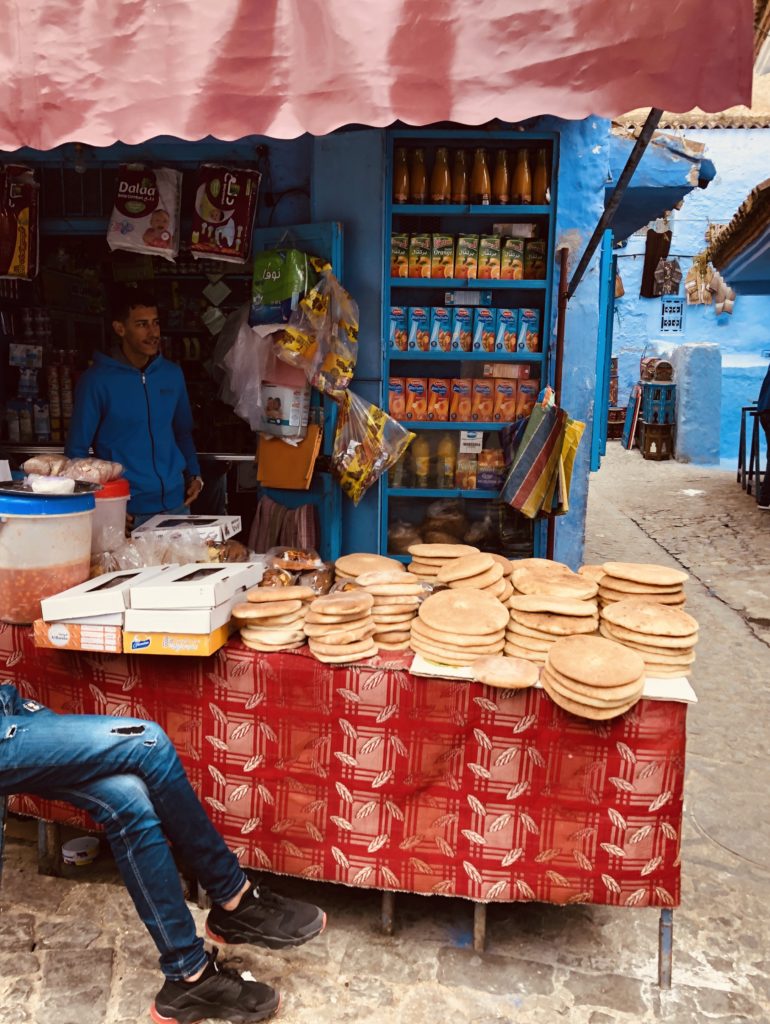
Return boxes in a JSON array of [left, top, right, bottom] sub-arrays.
[[249, 249, 314, 326], [22, 455, 123, 483], [218, 307, 271, 432], [297, 563, 335, 595], [331, 390, 415, 506], [421, 498, 468, 539], [387, 520, 423, 555], [266, 546, 323, 572]]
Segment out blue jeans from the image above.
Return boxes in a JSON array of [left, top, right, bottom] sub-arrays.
[[0, 684, 246, 980]]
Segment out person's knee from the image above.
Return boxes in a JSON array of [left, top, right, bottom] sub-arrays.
[[109, 719, 169, 750], [0, 684, 22, 715]]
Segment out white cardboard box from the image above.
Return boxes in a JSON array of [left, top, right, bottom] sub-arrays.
[[131, 514, 241, 543], [124, 597, 238, 635], [128, 562, 263, 610], [40, 566, 172, 622]]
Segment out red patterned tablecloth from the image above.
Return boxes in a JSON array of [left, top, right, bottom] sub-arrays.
[[0, 623, 684, 908]]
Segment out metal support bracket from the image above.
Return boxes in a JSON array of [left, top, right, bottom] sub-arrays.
[[381, 890, 395, 935], [658, 907, 674, 988], [473, 903, 487, 953]]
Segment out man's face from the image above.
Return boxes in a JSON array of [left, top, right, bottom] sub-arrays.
[[113, 305, 161, 364]]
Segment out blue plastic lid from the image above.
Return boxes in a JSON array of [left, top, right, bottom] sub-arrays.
[[0, 491, 95, 516]]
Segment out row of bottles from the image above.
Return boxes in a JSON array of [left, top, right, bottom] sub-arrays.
[[394, 147, 549, 206]]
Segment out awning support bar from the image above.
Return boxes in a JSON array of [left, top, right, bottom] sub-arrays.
[[566, 108, 663, 300]]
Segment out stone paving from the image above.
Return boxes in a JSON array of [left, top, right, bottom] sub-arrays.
[[0, 442, 768, 1024]]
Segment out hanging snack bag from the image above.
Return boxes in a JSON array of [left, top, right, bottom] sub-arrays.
[[249, 248, 313, 326], [0, 165, 39, 280], [331, 390, 415, 505], [107, 165, 182, 262], [190, 165, 261, 264]]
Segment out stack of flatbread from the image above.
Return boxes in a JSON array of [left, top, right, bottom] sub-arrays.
[[233, 586, 315, 652], [599, 598, 698, 677], [410, 588, 509, 665], [406, 542, 480, 582], [354, 571, 425, 651], [335, 552, 405, 584], [472, 655, 539, 690], [542, 634, 646, 720], [505, 594, 599, 663], [578, 564, 606, 586], [597, 561, 688, 609], [510, 558, 574, 593], [304, 591, 378, 663], [435, 552, 514, 602], [511, 561, 599, 602]]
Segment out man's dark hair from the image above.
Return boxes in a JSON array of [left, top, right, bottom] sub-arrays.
[[109, 285, 159, 323]]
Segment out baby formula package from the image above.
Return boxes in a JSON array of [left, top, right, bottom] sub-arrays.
[[107, 165, 182, 262]]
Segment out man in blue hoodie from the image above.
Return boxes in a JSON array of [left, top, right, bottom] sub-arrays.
[[757, 359, 770, 510], [66, 286, 203, 525]]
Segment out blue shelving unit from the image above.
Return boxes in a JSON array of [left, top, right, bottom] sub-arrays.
[[380, 128, 558, 560]]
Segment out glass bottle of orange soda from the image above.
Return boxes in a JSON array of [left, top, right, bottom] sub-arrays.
[[393, 147, 409, 204], [409, 149, 428, 204], [532, 148, 549, 204], [511, 149, 532, 204], [471, 148, 491, 205], [431, 147, 451, 204], [451, 150, 469, 205], [492, 150, 510, 204]]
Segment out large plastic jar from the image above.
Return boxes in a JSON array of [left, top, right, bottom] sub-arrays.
[[0, 491, 95, 624], [92, 477, 130, 553]]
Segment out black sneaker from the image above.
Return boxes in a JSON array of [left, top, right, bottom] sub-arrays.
[[206, 873, 326, 950], [150, 949, 279, 1024]]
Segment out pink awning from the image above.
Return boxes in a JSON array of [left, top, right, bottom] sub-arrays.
[[0, 0, 753, 151]]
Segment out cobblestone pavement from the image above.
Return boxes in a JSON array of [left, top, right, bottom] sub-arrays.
[[0, 442, 767, 1024]]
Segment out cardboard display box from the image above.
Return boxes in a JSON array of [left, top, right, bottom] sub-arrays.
[[34, 619, 123, 654], [123, 622, 233, 657], [40, 566, 171, 622], [124, 597, 238, 635], [131, 514, 241, 543], [128, 562, 263, 610]]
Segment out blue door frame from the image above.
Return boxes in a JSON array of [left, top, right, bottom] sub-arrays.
[[591, 230, 616, 471]]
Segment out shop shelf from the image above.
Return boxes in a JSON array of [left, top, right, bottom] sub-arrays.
[[389, 278, 547, 290], [391, 204, 551, 217], [397, 421, 504, 430], [386, 487, 499, 500], [385, 350, 545, 362]]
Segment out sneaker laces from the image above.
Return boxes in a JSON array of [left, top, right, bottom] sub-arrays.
[[207, 947, 252, 991]]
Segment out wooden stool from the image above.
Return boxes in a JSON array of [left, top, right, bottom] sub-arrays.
[[641, 422, 674, 461]]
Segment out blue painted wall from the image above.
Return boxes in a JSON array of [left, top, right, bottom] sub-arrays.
[[611, 128, 770, 466]]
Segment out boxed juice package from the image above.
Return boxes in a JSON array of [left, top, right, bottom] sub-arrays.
[[518, 308, 541, 352], [451, 307, 473, 352], [408, 306, 430, 351], [472, 308, 497, 353], [389, 306, 408, 351], [516, 380, 540, 419], [493, 379, 517, 422], [477, 235, 501, 280], [430, 307, 454, 352], [471, 379, 494, 422], [388, 378, 406, 419], [449, 379, 472, 421], [455, 454, 478, 489], [431, 234, 455, 278], [483, 362, 531, 380], [455, 234, 479, 280], [524, 239, 547, 280], [404, 378, 428, 420], [408, 233, 432, 278], [495, 308, 519, 353], [391, 233, 409, 277], [427, 379, 451, 421], [500, 237, 525, 280], [477, 450, 506, 490]]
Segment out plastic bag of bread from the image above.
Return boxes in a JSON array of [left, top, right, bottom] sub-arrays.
[[388, 520, 422, 555], [421, 498, 468, 539], [62, 458, 123, 484], [266, 546, 323, 572], [297, 562, 335, 595], [22, 454, 70, 476], [258, 567, 295, 588], [465, 514, 496, 549], [331, 390, 415, 505]]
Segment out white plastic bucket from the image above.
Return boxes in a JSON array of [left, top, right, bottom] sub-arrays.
[[92, 477, 130, 554]]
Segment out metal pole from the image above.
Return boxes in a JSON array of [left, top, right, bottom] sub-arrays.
[[567, 108, 663, 301], [658, 907, 674, 988], [547, 246, 570, 559]]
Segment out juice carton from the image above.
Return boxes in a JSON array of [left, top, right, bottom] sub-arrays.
[[430, 307, 454, 352], [477, 450, 506, 490], [408, 233, 432, 278], [455, 454, 477, 489], [455, 234, 479, 280], [391, 233, 409, 278], [477, 235, 501, 280], [404, 378, 428, 421], [449, 379, 472, 421], [389, 306, 408, 351], [388, 378, 406, 419], [431, 234, 455, 279], [493, 379, 517, 422], [471, 379, 494, 422], [427, 379, 451, 421], [517, 308, 541, 352], [451, 307, 473, 352], [472, 308, 497, 353], [500, 237, 525, 280], [408, 306, 430, 351], [495, 308, 519, 353], [483, 362, 531, 380], [516, 380, 540, 419], [524, 239, 547, 280]]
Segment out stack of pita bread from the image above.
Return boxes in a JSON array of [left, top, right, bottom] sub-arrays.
[[354, 571, 426, 651], [596, 561, 688, 609], [410, 588, 509, 665], [599, 598, 698, 677], [233, 586, 315, 652], [335, 553, 405, 584], [406, 542, 480, 581], [304, 591, 378, 663], [435, 551, 514, 602], [542, 634, 646, 720]]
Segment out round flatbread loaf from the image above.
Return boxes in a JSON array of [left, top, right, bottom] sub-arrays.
[[489, 554, 514, 577], [644, 665, 692, 678], [411, 632, 505, 657], [233, 600, 303, 620], [372, 618, 416, 634], [310, 591, 374, 617], [305, 607, 372, 624], [372, 609, 417, 622], [409, 543, 480, 559], [507, 620, 561, 641], [371, 595, 421, 607], [545, 661, 644, 702], [578, 564, 606, 583], [449, 564, 504, 591], [599, 586, 685, 606], [499, 579, 514, 603], [472, 656, 538, 689], [407, 562, 442, 576], [303, 621, 375, 644], [510, 610, 599, 636], [602, 562, 688, 587], [241, 639, 307, 653], [373, 629, 410, 642], [311, 646, 378, 664], [511, 558, 570, 575], [409, 639, 491, 665], [364, 583, 425, 598], [601, 599, 698, 638], [240, 628, 306, 646], [599, 621, 696, 651], [542, 668, 641, 710], [485, 577, 507, 599], [411, 619, 505, 647], [418, 588, 509, 636], [504, 630, 553, 652], [541, 673, 639, 720], [375, 639, 412, 651], [509, 594, 597, 617], [547, 634, 645, 688], [600, 575, 683, 595], [502, 641, 547, 662], [246, 586, 315, 604], [355, 570, 411, 587], [308, 636, 378, 656], [513, 570, 599, 601], [336, 554, 405, 579], [236, 608, 305, 628], [437, 552, 494, 583]]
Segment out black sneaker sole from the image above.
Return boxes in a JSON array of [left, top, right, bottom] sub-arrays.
[[206, 911, 326, 950], [149, 991, 280, 1024]]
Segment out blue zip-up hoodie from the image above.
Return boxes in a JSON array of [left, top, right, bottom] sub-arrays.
[[66, 351, 201, 515], [758, 363, 770, 414]]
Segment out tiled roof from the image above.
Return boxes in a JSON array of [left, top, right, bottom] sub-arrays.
[[707, 177, 770, 269], [616, 74, 770, 130]]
